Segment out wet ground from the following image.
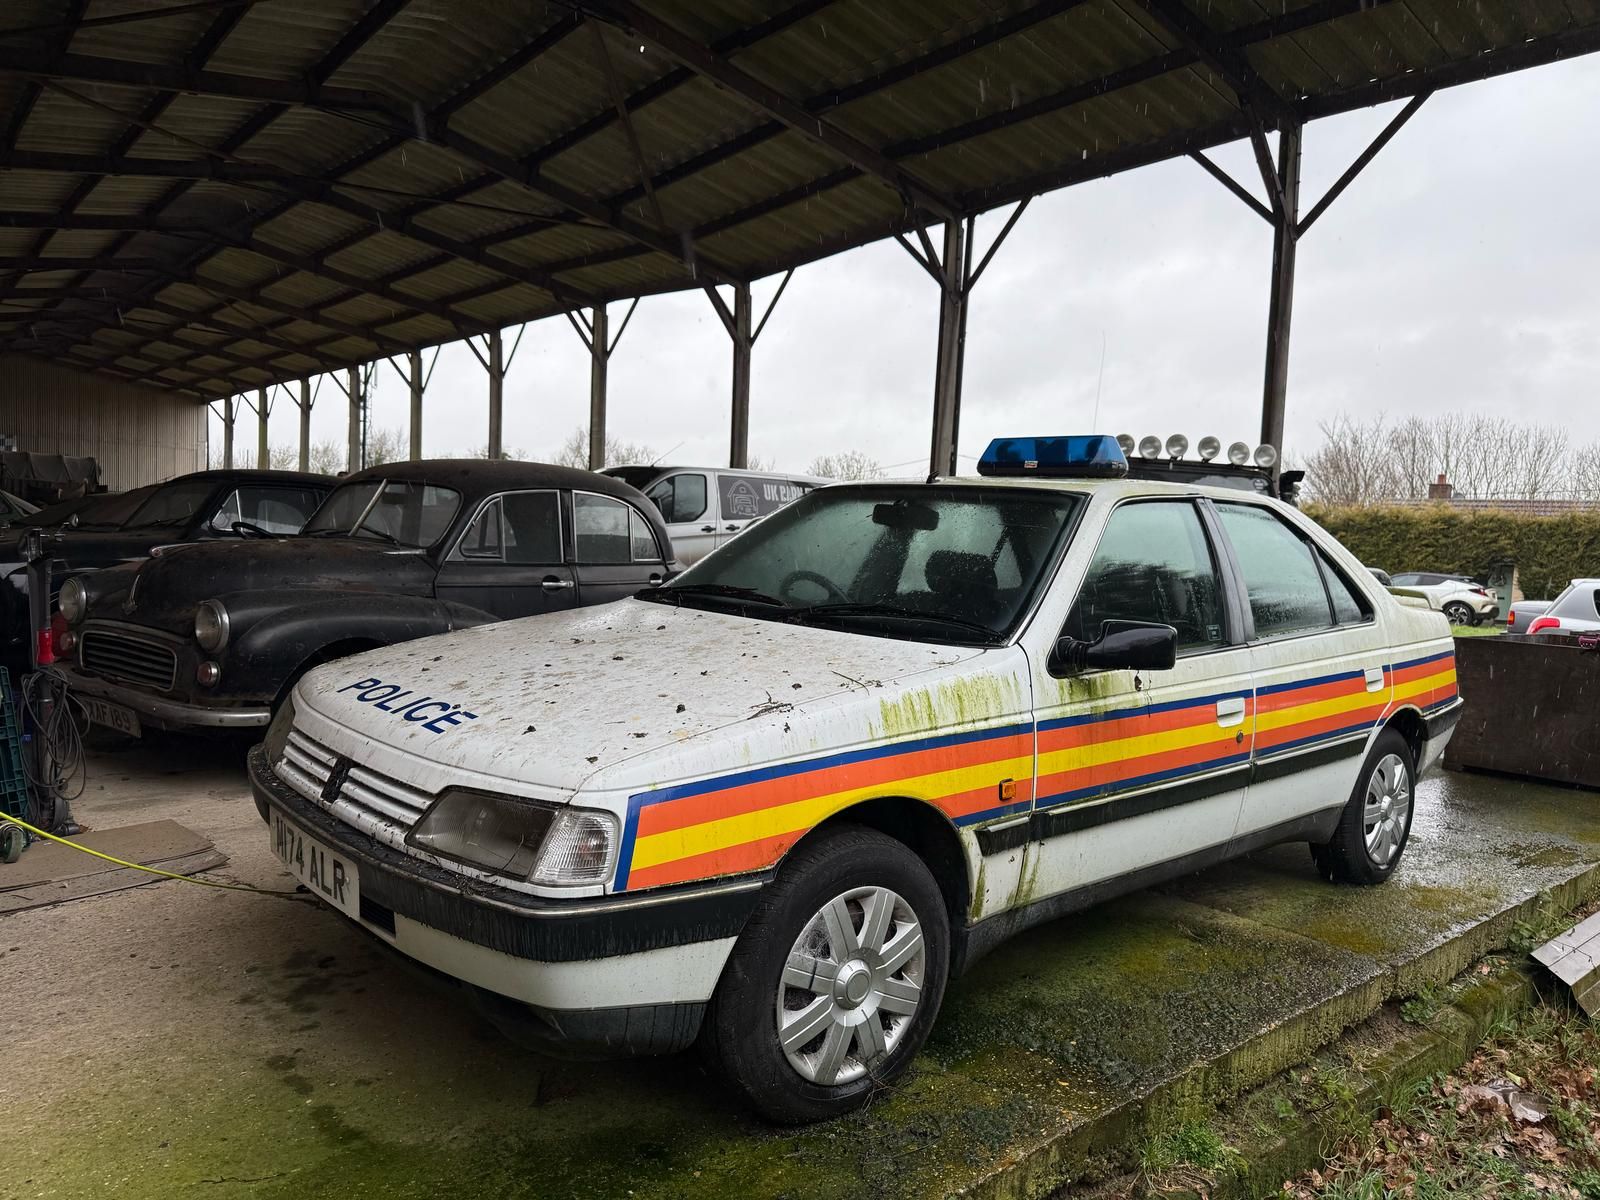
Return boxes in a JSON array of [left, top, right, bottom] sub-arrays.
[[3, 741, 1596, 1200]]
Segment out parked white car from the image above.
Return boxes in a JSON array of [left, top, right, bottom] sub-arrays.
[[1386, 572, 1499, 626], [251, 434, 1460, 1123], [603, 464, 826, 565], [1526, 579, 1600, 637]]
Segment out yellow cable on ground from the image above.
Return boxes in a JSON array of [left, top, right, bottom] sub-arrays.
[[0, 813, 310, 900]]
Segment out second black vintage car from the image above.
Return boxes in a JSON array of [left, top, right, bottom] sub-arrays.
[[57, 460, 677, 737]]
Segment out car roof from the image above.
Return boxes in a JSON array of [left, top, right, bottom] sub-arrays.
[[847, 474, 1282, 505], [610, 464, 830, 484], [345, 458, 652, 505], [165, 468, 332, 487]]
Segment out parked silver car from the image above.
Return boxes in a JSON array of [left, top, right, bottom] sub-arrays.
[[1525, 579, 1600, 637], [603, 465, 826, 565]]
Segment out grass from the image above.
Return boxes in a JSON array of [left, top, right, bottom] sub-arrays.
[[1140, 1119, 1244, 1177], [1284, 1002, 1600, 1199], [1451, 623, 1504, 637]]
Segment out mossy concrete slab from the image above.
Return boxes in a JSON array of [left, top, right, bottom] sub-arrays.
[[4, 750, 1598, 1200]]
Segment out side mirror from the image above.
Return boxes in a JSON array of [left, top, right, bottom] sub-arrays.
[[1051, 619, 1177, 675]]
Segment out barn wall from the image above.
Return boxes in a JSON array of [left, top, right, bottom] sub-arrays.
[[0, 355, 207, 491]]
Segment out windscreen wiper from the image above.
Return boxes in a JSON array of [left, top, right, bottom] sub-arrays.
[[789, 602, 1002, 643], [638, 582, 790, 608]]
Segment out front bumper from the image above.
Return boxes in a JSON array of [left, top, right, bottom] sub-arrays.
[[60, 664, 271, 730], [249, 746, 761, 1056]]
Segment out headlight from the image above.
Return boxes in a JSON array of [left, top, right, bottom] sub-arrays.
[[59, 576, 87, 625], [406, 789, 618, 886], [263, 692, 295, 770], [194, 599, 229, 652]]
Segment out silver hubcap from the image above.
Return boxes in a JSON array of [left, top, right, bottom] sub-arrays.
[[775, 885, 925, 1086], [1364, 752, 1412, 866]]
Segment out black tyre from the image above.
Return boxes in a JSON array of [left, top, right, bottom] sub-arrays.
[[702, 823, 950, 1124], [1311, 727, 1416, 885], [1442, 601, 1473, 626]]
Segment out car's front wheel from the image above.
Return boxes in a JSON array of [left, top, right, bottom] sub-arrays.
[[1311, 727, 1416, 885], [702, 823, 950, 1124]]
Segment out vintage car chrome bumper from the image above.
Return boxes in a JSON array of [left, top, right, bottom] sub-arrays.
[[59, 664, 272, 729]]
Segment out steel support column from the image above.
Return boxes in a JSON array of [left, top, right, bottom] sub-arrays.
[[256, 385, 269, 469], [486, 328, 504, 460], [222, 394, 235, 469], [729, 283, 751, 470], [929, 219, 966, 479], [297, 378, 311, 472], [407, 348, 423, 461], [345, 366, 361, 472], [588, 305, 608, 470], [1260, 124, 1301, 456]]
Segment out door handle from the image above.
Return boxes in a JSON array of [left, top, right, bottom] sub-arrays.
[[1364, 666, 1385, 692], [540, 577, 573, 592], [700, 525, 715, 533], [647, 573, 663, 586], [724, 524, 739, 532], [1215, 697, 1246, 727]]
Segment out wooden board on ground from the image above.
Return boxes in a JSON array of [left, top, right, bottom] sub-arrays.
[[0, 819, 228, 913], [1533, 909, 1600, 1015]]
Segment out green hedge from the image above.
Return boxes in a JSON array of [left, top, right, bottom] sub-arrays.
[[1304, 504, 1600, 600]]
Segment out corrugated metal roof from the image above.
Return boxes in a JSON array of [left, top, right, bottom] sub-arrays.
[[1, 0, 1597, 399]]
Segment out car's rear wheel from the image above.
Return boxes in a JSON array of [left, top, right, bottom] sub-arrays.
[[1442, 600, 1473, 626], [702, 823, 949, 1124], [1311, 727, 1416, 885]]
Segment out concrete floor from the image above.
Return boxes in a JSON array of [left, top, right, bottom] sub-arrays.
[[3, 739, 1597, 1200]]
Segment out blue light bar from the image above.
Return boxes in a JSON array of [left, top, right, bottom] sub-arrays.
[[976, 435, 1128, 479]]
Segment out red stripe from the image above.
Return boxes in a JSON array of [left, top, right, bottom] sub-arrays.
[[1037, 698, 1243, 755], [1256, 700, 1387, 749], [1256, 675, 1367, 713]]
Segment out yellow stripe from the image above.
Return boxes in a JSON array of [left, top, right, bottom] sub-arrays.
[[1035, 716, 1244, 782], [629, 751, 1033, 871]]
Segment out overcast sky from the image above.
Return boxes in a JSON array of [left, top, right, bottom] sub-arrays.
[[209, 52, 1600, 474]]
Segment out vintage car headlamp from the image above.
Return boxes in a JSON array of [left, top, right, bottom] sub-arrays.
[[59, 576, 88, 625], [263, 693, 295, 770], [193, 600, 229, 652], [406, 789, 618, 886]]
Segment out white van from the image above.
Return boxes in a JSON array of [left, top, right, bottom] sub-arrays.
[[603, 465, 827, 564]]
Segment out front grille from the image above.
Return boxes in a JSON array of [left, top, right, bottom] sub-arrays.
[[279, 728, 433, 833], [81, 628, 178, 691]]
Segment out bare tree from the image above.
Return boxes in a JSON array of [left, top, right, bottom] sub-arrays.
[[807, 450, 882, 481], [546, 426, 656, 469], [745, 454, 776, 471], [307, 440, 346, 475]]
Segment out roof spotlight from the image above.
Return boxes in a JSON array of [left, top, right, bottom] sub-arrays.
[[1253, 443, 1279, 469], [1137, 435, 1163, 460], [1164, 434, 1189, 459], [1227, 441, 1251, 466], [1197, 435, 1221, 462], [1116, 433, 1136, 457]]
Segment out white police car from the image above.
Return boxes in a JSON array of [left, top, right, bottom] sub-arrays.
[[250, 433, 1461, 1123]]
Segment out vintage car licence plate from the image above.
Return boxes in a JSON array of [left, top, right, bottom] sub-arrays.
[[81, 696, 141, 738], [270, 809, 360, 921]]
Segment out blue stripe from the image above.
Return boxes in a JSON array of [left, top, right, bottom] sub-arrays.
[[1257, 719, 1377, 757], [1394, 649, 1455, 671], [1256, 666, 1368, 696], [1036, 687, 1251, 733], [1035, 751, 1252, 812], [952, 797, 1034, 828]]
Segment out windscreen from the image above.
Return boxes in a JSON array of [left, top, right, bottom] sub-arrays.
[[125, 480, 216, 529], [643, 484, 1081, 644], [303, 480, 462, 548]]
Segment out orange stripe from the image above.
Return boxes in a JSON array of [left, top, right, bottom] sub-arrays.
[[627, 829, 801, 890], [937, 776, 1035, 822], [635, 732, 1030, 837], [1256, 701, 1386, 749], [1392, 658, 1450, 686], [1037, 734, 1240, 798], [1037, 698, 1241, 754], [1255, 675, 1367, 713]]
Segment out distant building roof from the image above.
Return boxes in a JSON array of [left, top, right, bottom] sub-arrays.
[[1396, 474, 1600, 516]]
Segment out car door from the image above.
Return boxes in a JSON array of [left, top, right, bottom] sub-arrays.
[[1019, 497, 1255, 906], [643, 471, 717, 565], [432, 490, 577, 620], [1210, 501, 1393, 837], [572, 490, 668, 606]]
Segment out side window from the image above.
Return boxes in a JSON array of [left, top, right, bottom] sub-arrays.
[[646, 474, 707, 525], [501, 492, 561, 564], [1216, 504, 1332, 638], [1551, 587, 1600, 621], [575, 493, 633, 564], [1320, 551, 1371, 625], [1065, 501, 1226, 653], [629, 507, 662, 562], [210, 489, 242, 530], [457, 499, 503, 559]]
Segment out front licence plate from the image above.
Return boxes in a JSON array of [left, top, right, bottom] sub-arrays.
[[82, 696, 141, 738], [270, 809, 360, 921]]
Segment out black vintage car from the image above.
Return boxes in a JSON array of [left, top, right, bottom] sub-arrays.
[[2, 469, 331, 670], [57, 460, 678, 736]]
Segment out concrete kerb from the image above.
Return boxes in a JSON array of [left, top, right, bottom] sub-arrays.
[[954, 860, 1600, 1200]]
